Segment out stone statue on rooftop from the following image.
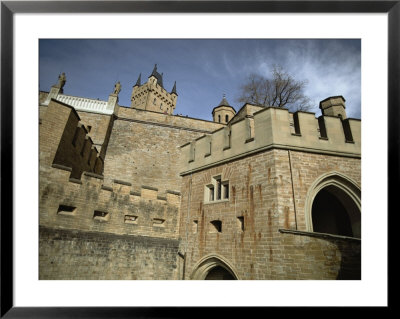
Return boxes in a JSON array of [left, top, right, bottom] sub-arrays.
[[113, 81, 121, 95], [55, 72, 66, 89]]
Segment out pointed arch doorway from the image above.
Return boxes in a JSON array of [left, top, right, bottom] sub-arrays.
[[305, 172, 361, 238], [190, 254, 239, 280]]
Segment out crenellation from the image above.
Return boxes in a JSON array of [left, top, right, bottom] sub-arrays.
[[181, 106, 361, 175]]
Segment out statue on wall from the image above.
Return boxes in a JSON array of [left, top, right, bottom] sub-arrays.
[[113, 81, 121, 95], [55, 72, 66, 89]]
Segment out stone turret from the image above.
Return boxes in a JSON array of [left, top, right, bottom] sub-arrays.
[[319, 96, 347, 119], [212, 95, 236, 124], [130, 64, 177, 115]]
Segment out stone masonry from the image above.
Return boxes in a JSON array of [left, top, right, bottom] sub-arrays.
[[39, 68, 361, 280]]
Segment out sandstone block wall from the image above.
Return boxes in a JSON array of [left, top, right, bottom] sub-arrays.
[[39, 226, 180, 280], [273, 150, 361, 232], [75, 111, 113, 157], [40, 166, 181, 239], [40, 99, 103, 178], [103, 108, 224, 195], [179, 149, 361, 280]]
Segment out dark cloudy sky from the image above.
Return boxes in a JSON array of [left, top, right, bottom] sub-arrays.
[[39, 39, 361, 120]]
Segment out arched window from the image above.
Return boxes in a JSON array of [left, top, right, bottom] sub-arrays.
[[305, 172, 361, 238], [218, 115, 221, 123], [225, 115, 229, 123]]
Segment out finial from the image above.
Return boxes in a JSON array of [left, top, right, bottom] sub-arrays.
[[219, 94, 230, 107]]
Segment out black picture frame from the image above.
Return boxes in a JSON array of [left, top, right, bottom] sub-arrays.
[[1, 1, 396, 317]]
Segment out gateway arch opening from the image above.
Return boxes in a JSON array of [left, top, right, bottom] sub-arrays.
[[311, 185, 360, 238], [204, 266, 236, 280]]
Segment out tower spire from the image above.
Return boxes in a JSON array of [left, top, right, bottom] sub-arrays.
[[151, 64, 157, 76], [171, 81, 178, 95], [134, 73, 141, 87], [219, 94, 231, 107]]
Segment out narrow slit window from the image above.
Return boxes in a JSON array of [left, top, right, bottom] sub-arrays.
[[222, 182, 229, 199], [193, 220, 198, 233], [237, 216, 245, 232], [216, 177, 222, 200], [208, 185, 215, 201]]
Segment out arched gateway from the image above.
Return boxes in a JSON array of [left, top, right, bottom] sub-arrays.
[[190, 254, 239, 280], [305, 172, 361, 238]]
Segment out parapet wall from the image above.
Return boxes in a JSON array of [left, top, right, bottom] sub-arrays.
[[40, 99, 104, 179], [117, 106, 224, 133], [39, 164, 181, 239], [180, 105, 361, 175]]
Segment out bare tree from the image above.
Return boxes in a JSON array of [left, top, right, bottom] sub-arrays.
[[237, 65, 312, 112]]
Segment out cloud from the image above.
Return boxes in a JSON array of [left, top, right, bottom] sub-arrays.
[[40, 39, 361, 120]]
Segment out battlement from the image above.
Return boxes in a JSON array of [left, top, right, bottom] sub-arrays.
[[180, 103, 361, 175], [116, 106, 224, 133], [39, 163, 181, 239], [40, 99, 104, 179]]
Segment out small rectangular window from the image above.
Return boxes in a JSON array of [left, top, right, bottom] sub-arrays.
[[208, 185, 215, 201], [222, 182, 229, 199], [124, 215, 138, 224], [93, 210, 110, 222], [57, 204, 76, 216], [153, 218, 165, 227]]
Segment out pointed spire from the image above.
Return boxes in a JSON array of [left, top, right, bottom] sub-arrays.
[[218, 94, 231, 107], [149, 63, 164, 88], [151, 64, 158, 76], [134, 73, 141, 87], [171, 81, 178, 95]]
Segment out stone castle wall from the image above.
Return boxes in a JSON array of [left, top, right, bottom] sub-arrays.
[[39, 226, 180, 280], [179, 149, 361, 280], [39, 87, 361, 280], [40, 99, 104, 179], [39, 100, 188, 280], [102, 107, 224, 195]]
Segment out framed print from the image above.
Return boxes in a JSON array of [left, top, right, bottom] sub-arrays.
[[1, 0, 396, 317]]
